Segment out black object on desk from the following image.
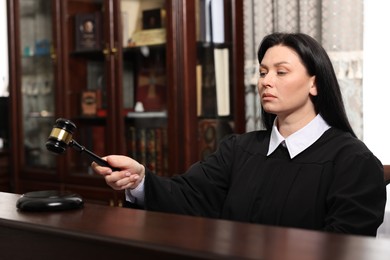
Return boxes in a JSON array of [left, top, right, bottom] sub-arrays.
[[16, 190, 84, 212]]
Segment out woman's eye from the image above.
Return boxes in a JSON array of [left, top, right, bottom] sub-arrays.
[[259, 71, 267, 78], [277, 71, 287, 75]]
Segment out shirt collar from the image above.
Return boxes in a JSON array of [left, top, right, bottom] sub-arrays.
[[267, 114, 331, 158]]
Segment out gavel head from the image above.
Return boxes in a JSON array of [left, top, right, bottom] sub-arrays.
[[46, 118, 76, 154]]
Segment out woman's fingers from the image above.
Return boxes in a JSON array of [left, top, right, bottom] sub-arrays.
[[105, 171, 139, 190], [91, 161, 113, 176]]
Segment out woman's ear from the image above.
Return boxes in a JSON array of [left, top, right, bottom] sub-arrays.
[[309, 76, 318, 96]]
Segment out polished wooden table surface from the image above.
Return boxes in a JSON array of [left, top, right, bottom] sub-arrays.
[[0, 191, 390, 259]]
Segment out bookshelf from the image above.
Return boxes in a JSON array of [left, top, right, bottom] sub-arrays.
[[7, 0, 244, 205]]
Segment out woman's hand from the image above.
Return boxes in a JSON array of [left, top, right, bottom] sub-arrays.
[[91, 155, 145, 190]]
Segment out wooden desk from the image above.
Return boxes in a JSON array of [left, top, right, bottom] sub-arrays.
[[0, 192, 389, 259]]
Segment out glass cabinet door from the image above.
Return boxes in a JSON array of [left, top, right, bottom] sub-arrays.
[[19, 0, 56, 169], [61, 0, 170, 177], [120, 0, 169, 176], [61, 0, 108, 176]]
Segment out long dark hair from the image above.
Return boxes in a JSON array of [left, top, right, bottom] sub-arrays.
[[257, 32, 356, 137]]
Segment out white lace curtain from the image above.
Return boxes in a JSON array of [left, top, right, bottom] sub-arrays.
[[243, 0, 364, 138]]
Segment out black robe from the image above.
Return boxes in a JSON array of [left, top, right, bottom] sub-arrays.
[[133, 127, 386, 237]]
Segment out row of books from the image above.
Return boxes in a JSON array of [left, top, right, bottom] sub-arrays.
[[127, 126, 169, 177], [74, 125, 169, 176]]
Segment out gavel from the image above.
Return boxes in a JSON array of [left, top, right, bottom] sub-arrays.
[[46, 118, 116, 170]]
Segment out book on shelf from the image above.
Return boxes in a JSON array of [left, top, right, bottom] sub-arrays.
[[196, 64, 203, 116], [80, 126, 106, 168], [154, 128, 167, 176], [197, 46, 231, 117], [200, 47, 217, 117], [127, 126, 137, 159], [195, 0, 201, 41], [198, 119, 218, 161], [137, 128, 147, 166], [198, 119, 233, 161], [210, 0, 225, 44], [145, 128, 157, 172], [123, 62, 135, 110], [74, 12, 103, 51], [81, 90, 99, 116], [127, 126, 167, 176], [162, 127, 169, 176], [198, 0, 225, 43], [198, 0, 210, 42], [214, 48, 230, 116], [91, 126, 106, 158]]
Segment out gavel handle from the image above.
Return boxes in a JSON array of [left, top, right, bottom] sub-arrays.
[[70, 140, 120, 171]]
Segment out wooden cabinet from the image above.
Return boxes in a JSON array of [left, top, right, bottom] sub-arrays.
[[0, 149, 10, 192], [7, 0, 244, 205]]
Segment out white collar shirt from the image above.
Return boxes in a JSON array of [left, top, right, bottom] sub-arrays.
[[267, 114, 331, 159]]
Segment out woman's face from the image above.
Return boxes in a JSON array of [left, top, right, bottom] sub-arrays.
[[258, 45, 317, 121]]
